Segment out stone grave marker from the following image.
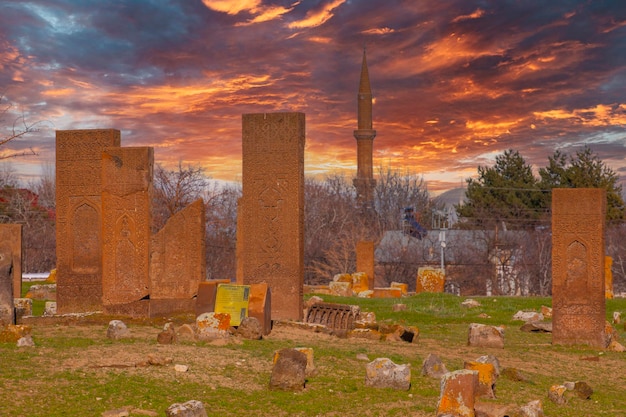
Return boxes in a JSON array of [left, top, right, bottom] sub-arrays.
[[0, 225, 22, 299], [101, 147, 153, 316], [55, 129, 121, 313], [240, 112, 305, 321], [356, 240, 375, 289], [552, 188, 606, 347]]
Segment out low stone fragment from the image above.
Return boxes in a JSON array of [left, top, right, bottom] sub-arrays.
[[461, 298, 481, 308], [14, 298, 32, 319], [512, 311, 543, 322], [235, 316, 263, 340], [356, 353, 369, 361], [269, 348, 307, 391], [572, 381, 593, 399], [304, 295, 324, 310], [174, 364, 189, 373], [16, 335, 35, 347], [349, 328, 382, 340], [520, 321, 552, 333], [613, 311, 621, 324], [474, 401, 515, 417], [329, 281, 353, 297], [519, 399, 544, 417], [365, 358, 411, 391], [165, 400, 208, 417], [392, 303, 407, 312], [130, 409, 158, 417], [548, 384, 567, 405], [468, 323, 504, 349], [102, 408, 130, 417], [437, 369, 479, 417], [475, 355, 501, 376], [106, 320, 130, 340], [501, 367, 530, 383], [421, 353, 448, 379], [157, 322, 177, 345], [607, 339, 626, 352], [196, 312, 231, 341], [0, 324, 31, 343], [540, 305, 552, 318], [176, 324, 196, 342], [43, 301, 57, 316], [464, 360, 497, 398]]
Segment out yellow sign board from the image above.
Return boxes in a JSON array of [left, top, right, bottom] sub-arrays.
[[214, 284, 250, 326]]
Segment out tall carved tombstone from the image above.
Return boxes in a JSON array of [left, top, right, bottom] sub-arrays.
[[240, 112, 305, 321], [552, 188, 606, 347], [150, 198, 206, 316], [356, 240, 375, 289], [101, 147, 153, 316], [0, 224, 22, 299], [56, 129, 121, 313], [0, 240, 15, 325]]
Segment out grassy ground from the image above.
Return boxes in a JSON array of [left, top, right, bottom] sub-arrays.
[[1, 291, 625, 416]]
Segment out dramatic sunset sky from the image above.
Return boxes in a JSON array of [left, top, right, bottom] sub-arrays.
[[1, 0, 625, 193]]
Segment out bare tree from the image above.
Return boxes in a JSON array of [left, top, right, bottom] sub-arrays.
[[0, 94, 45, 159], [204, 182, 240, 281]]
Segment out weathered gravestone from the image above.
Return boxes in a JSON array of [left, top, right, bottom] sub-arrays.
[[0, 224, 22, 299], [56, 129, 121, 313], [239, 112, 305, 321], [356, 240, 375, 289], [552, 188, 606, 347], [150, 198, 206, 316], [0, 241, 15, 325], [101, 147, 153, 316]]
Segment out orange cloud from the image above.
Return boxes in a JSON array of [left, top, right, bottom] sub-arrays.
[[452, 8, 485, 23], [200, 0, 261, 15], [534, 104, 626, 126], [288, 0, 346, 29]]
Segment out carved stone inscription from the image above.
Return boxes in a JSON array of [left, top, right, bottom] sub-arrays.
[[0, 224, 22, 299], [150, 198, 206, 300], [240, 113, 305, 321], [552, 188, 606, 347], [55, 129, 120, 313], [101, 147, 153, 307]]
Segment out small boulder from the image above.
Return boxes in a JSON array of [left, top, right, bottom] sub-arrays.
[[475, 355, 501, 376], [43, 301, 57, 316], [437, 370, 479, 417], [235, 316, 263, 340], [461, 298, 481, 308], [196, 312, 231, 341], [365, 358, 411, 391], [392, 303, 407, 312], [269, 348, 307, 391], [613, 311, 621, 324], [512, 311, 543, 322], [548, 384, 567, 405], [421, 353, 448, 379], [17, 335, 35, 347], [468, 323, 504, 349], [165, 400, 208, 417], [520, 321, 552, 333], [106, 320, 130, 340], [157, 322, 177, 345], [519, 399, 544, 417], [464, 361, 497, 398], [176, 324, 196, 343]]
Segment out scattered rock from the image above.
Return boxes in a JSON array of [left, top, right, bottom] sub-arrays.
[[392, 304, 407, 312], [475, 355, 501, 376], [501, 367, 530, 383], [356, 353, 369, 361], [571, 381, 593, 399], [25, 283, 56, 300], [43, 301, 57, 316], [437, 370, 479, 417], [174, 364, 189, 373], [477, 313, 491, 319], [612, 311, 621, 324], [365, 358, 411, 391], [130, 409, 158, 417], [607, 340, 626, 352], [0, 324, 32, 343], [540, 306, 552, 318], [357, 290, 374, 298], [106, 320, 130, 340], [17, 335, 35, 347], [548, 384, 567, 405], [421, 353, 448, 379], [520, 321, 552, 333], [519, 399, 544, 417], [176, 324, 196, 342], [14, 298, 32, 319], [196, 312, 231, 341], [165, 400, 208, 417], [464, 360, 497, 398], [269, 348, 307, 391], [304, 295, 324, 310], [349, 328, 382, 340], [474, 401, 515, 417], [157, 322, 177, 345], [513, 311, 544, 322], [235, 316, 263, 340], [462, 298, 482, 308], [102, 408, 130, 417], [468, 323, 504, 349]]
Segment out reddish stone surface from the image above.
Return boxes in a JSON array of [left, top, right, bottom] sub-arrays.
[[552, 188, 606, 348], [55, 129, 121, 313], [0, 224, 22, 299], [416, 267, 445, 293], [240, 113, 305, 321], [195, 280, 230, 317], [356, 241, 375, 289], [101, 147, 153, 308], [150, 198, 206, 300], [248, 282, 272, 335], [437, 369, 479, 417], [372, 288, 402, 298]]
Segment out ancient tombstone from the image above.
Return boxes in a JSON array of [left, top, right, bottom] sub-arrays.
[[195, 279, 230, 317], [56, 129, 121, 313], [468, 323, 505, 348], [552, 188, 606, 347], [605, 256, 613, 299], [437, 370, 479, 417], [365, 358, 411, 390], [0, 241, 15, 325], [0, 224, 22, 299], [356, 240, 375, 289], [416, 266, 445, 293], [150, 198, 206, 316], [248, 282, 272, 335], [239, 112, 305, 321], [269, 348, 307, 391], [101, 147, 153, 316]]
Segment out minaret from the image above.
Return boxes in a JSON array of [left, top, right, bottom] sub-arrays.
[[353, 48, 377, 213]]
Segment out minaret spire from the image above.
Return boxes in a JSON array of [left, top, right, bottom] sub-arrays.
[[353, 47, 377, 214]]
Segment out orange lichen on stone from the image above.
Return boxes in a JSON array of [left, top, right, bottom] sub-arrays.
[[351, 272, 369, 294], [0, 324, 32, 343], [464, 361, 496, 398], [372, 288, 402, 298], [390, 282, 408, 295], [437, 369, 478, 417], [416, 267, 445, 293]]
